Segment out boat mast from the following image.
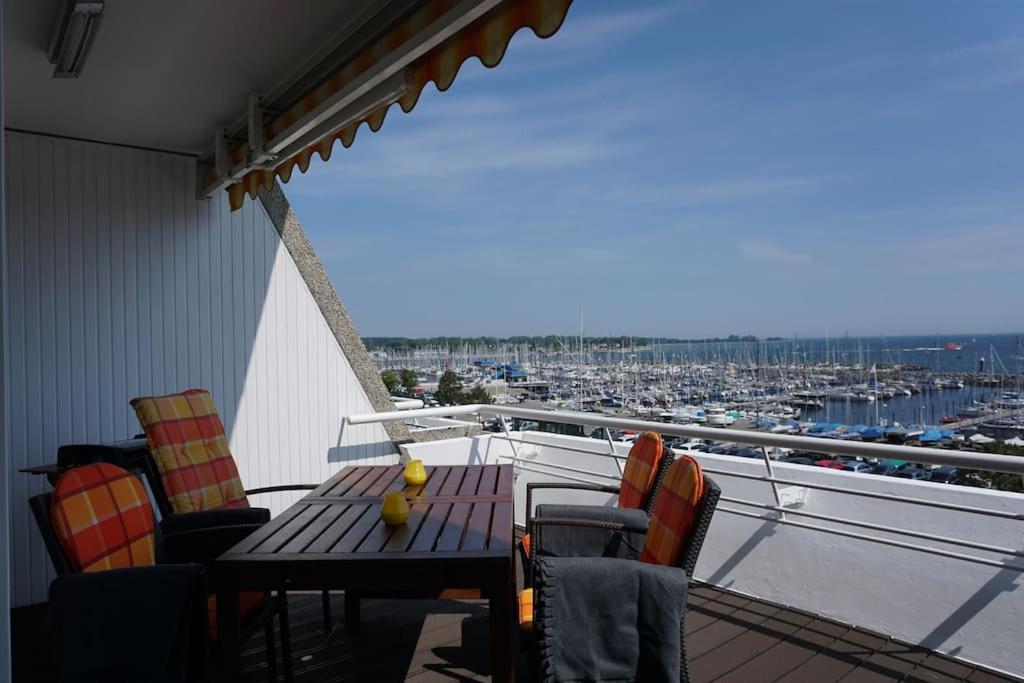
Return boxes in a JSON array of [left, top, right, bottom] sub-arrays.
[[578, 299, 583, 409]]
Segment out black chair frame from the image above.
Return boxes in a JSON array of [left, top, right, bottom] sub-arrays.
[[530, 475, 721, 683], [521, 448, 676, 584], [59, 439, 337, 639], [30, 488, 291, 681]]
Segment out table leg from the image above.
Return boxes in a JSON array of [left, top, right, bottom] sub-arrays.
[[489, 560, 516, 683], [345, 590, 361, 626], [217, 574, 242, 683], [322, 589, 332, 635]]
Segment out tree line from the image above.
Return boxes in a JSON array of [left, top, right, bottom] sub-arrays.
[[365, 334, 783, 351], [381, 369, 492, 406]]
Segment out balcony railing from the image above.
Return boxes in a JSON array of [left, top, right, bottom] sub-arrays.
[[348, 404, 1024, 573], [346, 404, 1024, 676]]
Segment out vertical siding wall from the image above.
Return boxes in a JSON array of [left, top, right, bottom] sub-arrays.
[[4, 131, 397, 606]]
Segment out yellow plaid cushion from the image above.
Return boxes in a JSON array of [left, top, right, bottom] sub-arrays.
[[51, 463, 156, 573], [640, 455, 705, 566], [130, 389, 248, 514], [618, 431, 665, 509]]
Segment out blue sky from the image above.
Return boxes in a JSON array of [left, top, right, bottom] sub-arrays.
[[287, 1, 1024, 339]]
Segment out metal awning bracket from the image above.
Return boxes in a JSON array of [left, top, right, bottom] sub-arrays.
[[247, 92, 280, 170]]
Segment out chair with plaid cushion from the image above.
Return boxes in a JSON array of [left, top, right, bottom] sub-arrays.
[[520, 431, 673, 586], [130, 388, 283, 515], [129, 388, 335, 638], [29, 463, 285, 681], [528, 456, 720, 681]]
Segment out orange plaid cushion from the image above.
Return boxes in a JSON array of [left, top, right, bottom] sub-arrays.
[[640, 455, 705, 566], [618, 431, 665, 509], [130, 389, 248, 514], [51, 463, 157, 573], [518, 588, 534, 633]]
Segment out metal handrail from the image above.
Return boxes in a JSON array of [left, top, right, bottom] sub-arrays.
[[348, 403, 1024, 571], [486, 432, 1024, 520], [349, 403, 1024, 475], [390, 397, 424, 410]]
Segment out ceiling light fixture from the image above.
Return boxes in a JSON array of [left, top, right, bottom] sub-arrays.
[[47, 1, 105, 78]]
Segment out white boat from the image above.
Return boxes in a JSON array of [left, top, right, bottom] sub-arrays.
[[704, 406, 735, 427]]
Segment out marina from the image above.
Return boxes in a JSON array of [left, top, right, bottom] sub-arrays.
[[371, 333, 1024, 480]]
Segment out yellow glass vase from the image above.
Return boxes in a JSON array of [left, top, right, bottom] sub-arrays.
[[404, 459, 427, 486], [381, 491, 410, 526]]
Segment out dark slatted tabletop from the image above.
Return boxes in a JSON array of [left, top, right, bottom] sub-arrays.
[[216, 464, 516, 683], [221, 464, 514, 560]]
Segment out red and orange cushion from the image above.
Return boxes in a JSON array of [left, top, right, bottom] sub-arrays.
[[521, 432, 666, 562], [50, 463, 157, 573], [640, 455, 705, 566], [618, 431, 666, 509], [130, 389, 248, 514]]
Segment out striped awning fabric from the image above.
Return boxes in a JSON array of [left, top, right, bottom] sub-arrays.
[[220, 0, 574, 210]]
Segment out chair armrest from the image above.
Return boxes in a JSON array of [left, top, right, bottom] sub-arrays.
[[531, 516, 648, 563], [245, 483, 318, 496], [49, 564, 208, 682], [525, 481, 620, 523], [160, 507, 271, 535], [161, 514, 266, 581]]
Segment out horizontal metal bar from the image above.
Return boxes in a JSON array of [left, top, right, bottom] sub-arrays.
[[488, 434, 626, 460], [493, 432, 1024, 520], [491, 436, 1023, 520], [390, 397, 424, 411], [347, 404, 1024, 475], [506, 461, 614, 487], [700, 467, 1024, 520], [719, 495, 1024, 558], [717, 506, 1024, 572], [494, 453, 621, 482]]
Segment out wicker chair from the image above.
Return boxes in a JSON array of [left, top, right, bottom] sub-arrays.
[[29, 463, 286, 681], [531, 474, 721, 682], [521, 433, 675, 584]]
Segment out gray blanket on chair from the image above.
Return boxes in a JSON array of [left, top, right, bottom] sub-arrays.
[[535, 556, 687, 682]]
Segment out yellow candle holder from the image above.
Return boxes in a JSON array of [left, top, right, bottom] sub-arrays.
[[381, 491, 409, 526], [403, 459, 427, 486]]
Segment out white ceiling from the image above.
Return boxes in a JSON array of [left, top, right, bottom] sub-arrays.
[[4, 1, 388, 154]]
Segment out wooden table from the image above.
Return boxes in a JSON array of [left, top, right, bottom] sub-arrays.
[[216, 463, 516, 682]]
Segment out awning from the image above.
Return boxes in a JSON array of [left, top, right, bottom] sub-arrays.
[[213, 0, 574, 211]]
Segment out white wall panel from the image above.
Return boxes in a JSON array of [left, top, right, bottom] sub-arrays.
[[4, 131, 397, 606]]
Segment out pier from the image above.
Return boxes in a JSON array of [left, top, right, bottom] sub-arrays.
[[938, 408, 1024, 430]]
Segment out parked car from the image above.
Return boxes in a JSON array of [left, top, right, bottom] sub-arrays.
[[892, 466, 929, 480], [814, 459, 846, 470], [928, 466, 959, 483], [842, 462, 874, 474], [779, 454, 815, 466], [735, 448, 761, 458]]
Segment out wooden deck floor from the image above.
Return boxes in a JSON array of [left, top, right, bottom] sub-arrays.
[[239, 586, 1017, 683]]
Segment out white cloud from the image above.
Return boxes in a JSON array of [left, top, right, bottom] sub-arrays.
[[737, 241, 812, 264], [947, 66, 1024, 90], [939, 37, 1024, 60]]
